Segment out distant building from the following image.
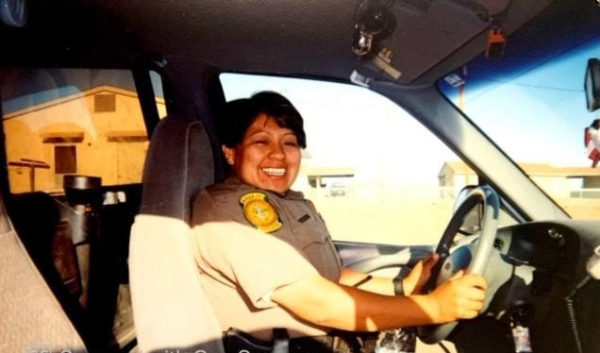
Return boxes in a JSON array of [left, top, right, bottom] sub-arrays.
[[439, 161, 600, 198], [296, 164, 355, 197], [3, 85, 166, 193]]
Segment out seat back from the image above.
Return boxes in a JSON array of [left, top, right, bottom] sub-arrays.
[[0, 219, 87, 352], [139, 117, 215, 221], [129, 116, 225, 353]]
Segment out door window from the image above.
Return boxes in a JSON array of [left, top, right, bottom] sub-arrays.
[[1, 68, 164, 193], [221, 74, 514, 245]]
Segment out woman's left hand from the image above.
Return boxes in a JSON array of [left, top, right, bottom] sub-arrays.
[[402, 253, 439, 295]]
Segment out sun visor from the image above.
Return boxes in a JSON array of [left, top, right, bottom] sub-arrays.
[[353, 0, 514, 84]]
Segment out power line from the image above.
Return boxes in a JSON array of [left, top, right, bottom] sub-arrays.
[[458, 35, 598, 104], [467, 75, 582, 93]]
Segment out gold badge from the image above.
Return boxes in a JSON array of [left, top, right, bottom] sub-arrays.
[[239, 192, 282, 233]]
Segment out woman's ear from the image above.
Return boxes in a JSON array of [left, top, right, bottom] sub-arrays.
[[222, 145, 235, 165]]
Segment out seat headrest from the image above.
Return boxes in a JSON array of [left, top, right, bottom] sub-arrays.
[[139, 117, 214, 222]]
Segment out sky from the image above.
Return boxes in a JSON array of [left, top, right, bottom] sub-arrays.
[[439, 38, 600, 167]]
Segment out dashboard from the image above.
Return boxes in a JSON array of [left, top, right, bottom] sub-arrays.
[[454, 220, 600, 353]]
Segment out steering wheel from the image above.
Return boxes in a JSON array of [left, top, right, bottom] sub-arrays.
[[417, 185, 500, 344]]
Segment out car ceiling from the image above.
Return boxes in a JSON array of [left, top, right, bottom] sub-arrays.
[[0, 0, 584, 86]]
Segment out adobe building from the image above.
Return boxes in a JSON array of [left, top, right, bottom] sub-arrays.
[[3, 85, 166, 193], [439, 161, 600, 199]]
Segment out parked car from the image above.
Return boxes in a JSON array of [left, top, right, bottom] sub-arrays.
[[1, 1, 599, 353]]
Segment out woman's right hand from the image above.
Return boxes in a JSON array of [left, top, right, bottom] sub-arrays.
[[427, 270, 487, 323]]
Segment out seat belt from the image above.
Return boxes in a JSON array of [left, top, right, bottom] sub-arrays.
[[271, 328, 289, 353], [223, 328, 289, 353]]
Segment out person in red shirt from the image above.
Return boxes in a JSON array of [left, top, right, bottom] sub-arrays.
[[585, 119, 600, 168]]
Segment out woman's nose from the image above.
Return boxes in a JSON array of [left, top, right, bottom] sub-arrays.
[[268, 142, 285, 159]]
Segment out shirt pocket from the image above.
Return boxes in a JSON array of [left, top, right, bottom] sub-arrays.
[[290, 219, 341, 281]]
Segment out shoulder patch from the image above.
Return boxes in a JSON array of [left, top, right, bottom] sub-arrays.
[[239, 192, 282, 233]]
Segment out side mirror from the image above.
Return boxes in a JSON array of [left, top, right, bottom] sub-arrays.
[[585, 58, 600, 112], [453, 185, 483, 235]]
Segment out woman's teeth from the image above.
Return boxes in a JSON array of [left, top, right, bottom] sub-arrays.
[[262, 168, 285, 176]]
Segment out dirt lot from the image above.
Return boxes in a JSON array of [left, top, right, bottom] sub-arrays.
[[310, 190, 470, 246], [309, 189, 600, 246], [557, 197, 600, 220]]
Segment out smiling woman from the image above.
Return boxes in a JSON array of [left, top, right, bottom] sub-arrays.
[[189, 90, 488, 353], [219, 92, 304, 194]]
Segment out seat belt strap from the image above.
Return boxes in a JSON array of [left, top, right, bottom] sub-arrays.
[[272, 328, 290, 353]]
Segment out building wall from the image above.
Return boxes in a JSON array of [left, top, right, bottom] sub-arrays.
[[4, 89, 165, 193], [438, 163, 479, 197], [530, 175, 571, 198]]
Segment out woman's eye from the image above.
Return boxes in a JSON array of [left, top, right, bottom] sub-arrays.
[[253, 140, 267, 145], [284, 141, 298, 147]]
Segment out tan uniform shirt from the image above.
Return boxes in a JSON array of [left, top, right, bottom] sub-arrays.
[[191, 178, 342, 340]]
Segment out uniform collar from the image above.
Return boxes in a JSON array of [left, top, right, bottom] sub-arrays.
[[225, 176, 305, 200]]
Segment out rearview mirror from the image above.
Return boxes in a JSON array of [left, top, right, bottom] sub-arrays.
[[585, 58, 600, 112]]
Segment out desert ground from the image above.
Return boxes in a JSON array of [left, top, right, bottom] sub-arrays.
[[308, 187, 600, 246]]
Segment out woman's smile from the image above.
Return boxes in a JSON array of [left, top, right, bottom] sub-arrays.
[[262, 167, 286, 177]]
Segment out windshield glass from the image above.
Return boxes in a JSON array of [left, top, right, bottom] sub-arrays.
[[438, 10, 600, 220]]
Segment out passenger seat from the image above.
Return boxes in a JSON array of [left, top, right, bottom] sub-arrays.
[[128, 116, 224, 353], [0, 204, 87, 352]]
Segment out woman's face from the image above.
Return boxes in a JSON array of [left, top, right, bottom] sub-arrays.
[[223, 113, 301, 194]]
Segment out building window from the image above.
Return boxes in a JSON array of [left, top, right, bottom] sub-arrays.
[[55, 146, 77, 174]]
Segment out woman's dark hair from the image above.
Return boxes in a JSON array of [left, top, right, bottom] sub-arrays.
[[216, 91, 306, 148]]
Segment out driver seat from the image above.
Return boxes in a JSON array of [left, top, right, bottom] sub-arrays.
[[128, 116, 225, 353]]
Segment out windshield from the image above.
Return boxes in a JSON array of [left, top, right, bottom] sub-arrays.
[[438, 10, 600, 220]]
